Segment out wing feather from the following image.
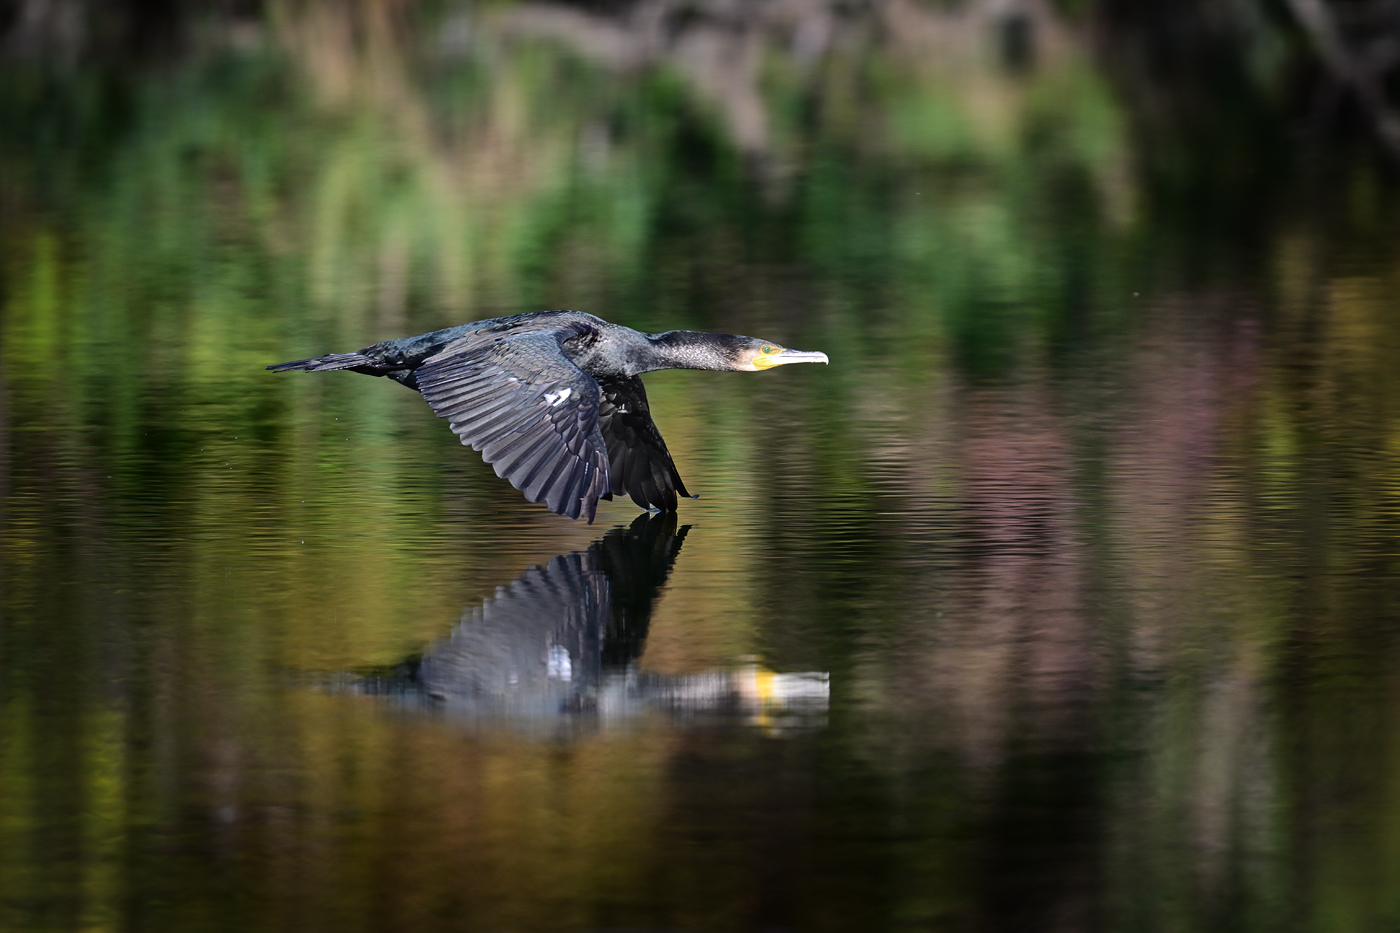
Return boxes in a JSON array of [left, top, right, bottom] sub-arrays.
[[415, 328, 611, 522], [502, 438, 555, 487], [596, 375, 691, 512], [489, 421, 551, 468]]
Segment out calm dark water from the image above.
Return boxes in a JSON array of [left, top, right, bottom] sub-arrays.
[[4, 3, 1400, 932]]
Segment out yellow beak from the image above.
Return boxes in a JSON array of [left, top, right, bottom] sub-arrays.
[[754, 348, 830, 370]]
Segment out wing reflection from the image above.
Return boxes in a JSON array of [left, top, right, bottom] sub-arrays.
[[354, 513, 829, 730]]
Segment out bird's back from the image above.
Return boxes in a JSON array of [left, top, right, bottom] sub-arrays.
[[363, 310, 608, 371]]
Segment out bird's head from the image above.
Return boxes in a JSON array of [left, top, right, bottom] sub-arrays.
[[645, 331, 830, 373], [732, 337, 830, 372]]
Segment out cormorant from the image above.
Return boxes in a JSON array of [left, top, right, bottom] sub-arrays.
[[267, 311, 829, 521]]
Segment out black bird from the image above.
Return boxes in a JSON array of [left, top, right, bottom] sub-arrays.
[[268, 311, 829, 521]]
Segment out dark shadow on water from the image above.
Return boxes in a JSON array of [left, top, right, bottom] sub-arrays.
[[351, 512, 828, 730]]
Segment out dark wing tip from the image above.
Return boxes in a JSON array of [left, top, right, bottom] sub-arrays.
[[597, 375, 695, 515]]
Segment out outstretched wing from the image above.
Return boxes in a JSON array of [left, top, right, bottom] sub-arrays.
[[415, 330, 611, 521], [597, 375, 691, 512]]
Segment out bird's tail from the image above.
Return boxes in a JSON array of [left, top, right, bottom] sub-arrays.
[[266, 352, 371, 373]]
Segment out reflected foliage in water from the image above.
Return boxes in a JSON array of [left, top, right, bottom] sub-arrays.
[[3, 2, 1400, 932]]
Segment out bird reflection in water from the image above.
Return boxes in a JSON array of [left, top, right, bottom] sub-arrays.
[[352, 513, 829, 731]]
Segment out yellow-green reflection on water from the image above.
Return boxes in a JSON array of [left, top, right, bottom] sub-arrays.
[[5, 2, 1400, 931]]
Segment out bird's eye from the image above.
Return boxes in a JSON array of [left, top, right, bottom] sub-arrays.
[[762, 345, 772, 354]]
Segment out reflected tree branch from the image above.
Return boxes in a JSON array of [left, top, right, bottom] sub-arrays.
[[1283, 0, 1400, 155]]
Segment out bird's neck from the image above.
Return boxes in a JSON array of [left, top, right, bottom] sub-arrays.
[[639, 331, 735, 373]]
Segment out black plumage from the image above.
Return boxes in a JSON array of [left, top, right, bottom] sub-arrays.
[[268, 310, 828, 521]]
